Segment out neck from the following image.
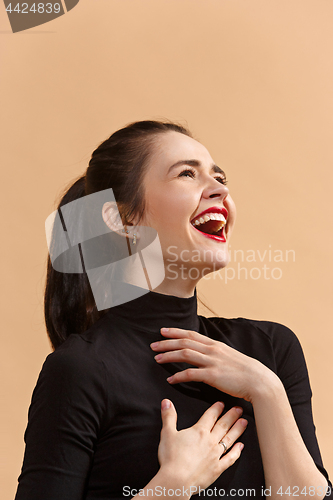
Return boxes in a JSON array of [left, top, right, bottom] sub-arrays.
[[152, 276, 198, 298]]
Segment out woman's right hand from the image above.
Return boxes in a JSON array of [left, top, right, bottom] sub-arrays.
[[157, 399, 247, 492]]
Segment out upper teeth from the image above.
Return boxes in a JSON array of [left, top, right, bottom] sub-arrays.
[[192, 212, 226, 226]]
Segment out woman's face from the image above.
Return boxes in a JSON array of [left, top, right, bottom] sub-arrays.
[[139, 131, 236, 280]]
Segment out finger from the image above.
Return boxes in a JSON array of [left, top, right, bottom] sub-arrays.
[[211, 406, 244, 440], [194, 401, 225, 430], [166, 367, 207, 385], [151, 338, 210, 354], [154, 349, 208, 367], [218, 442, 244, 470], [160, 328, 214, 346], [218, 418, 248, 453], [160, 399, 177, 433]]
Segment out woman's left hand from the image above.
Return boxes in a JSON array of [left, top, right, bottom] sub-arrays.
[[151, 328, 277, 403]]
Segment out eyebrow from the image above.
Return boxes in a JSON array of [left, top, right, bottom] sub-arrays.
[[167, 159, 226, 177]]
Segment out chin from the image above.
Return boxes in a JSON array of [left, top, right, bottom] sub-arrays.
[[199, 244, 230, 266], [207, 255, 230, 273], [187, 250, 229, 283]]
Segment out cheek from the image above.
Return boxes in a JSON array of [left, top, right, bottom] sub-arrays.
[[144, 185, 195, 228]]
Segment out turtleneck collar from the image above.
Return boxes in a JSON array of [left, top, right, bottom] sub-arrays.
[[105, 286, 200, 334]]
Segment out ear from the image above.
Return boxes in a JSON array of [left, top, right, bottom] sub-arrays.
[[102, 201, 125, 233], [102, 202, 140, 247]]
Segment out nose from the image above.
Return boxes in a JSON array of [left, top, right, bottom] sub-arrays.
[[202, 177, 229, 201]]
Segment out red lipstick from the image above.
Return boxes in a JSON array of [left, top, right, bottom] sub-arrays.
[[191, 206, 228, 222], [190, 206, 228, 243]]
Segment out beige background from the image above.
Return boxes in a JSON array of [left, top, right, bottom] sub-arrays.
[[1, 1, 332, 498]]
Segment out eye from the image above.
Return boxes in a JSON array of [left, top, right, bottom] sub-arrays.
[[178, 168, 196, 178], [178, 168, 228, 185], [215, 176, 228, 186]]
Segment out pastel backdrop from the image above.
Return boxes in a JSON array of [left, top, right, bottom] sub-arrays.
[[1, 1, 332, 498]]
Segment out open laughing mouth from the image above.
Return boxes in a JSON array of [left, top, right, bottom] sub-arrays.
[[190, 206, 228, 242]]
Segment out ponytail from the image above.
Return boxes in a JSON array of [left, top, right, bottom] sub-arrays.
[[44, 176, 107, 349]]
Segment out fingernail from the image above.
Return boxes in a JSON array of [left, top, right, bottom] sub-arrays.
[[166, 376, 173, 382], [150, 342, 159, 349], [239, 443, 244, 451], [161, 399, 171, 410], [161, 327, 169, 333], [154, 354, 162, 361], [235, 407, 243, 415], [218, 401, 225, 409], [241, 419, 248, 427]]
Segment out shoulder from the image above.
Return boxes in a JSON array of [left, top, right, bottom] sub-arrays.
[[203, 316, 306, 375], [207, 315, 300, 344], [240, 317, 300, 344], [38, 333, 108, 394]]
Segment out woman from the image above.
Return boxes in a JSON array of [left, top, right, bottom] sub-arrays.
[[15, 120, 331, 500]]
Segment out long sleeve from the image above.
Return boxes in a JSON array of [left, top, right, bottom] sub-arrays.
[[251, 320, 332, 495], [15, 336, 108, 500]]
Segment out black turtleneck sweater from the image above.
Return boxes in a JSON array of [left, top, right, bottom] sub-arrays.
[[15, 289, 331, 500]]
